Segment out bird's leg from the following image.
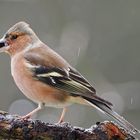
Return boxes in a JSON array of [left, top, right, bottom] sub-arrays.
[[57, 107, 67, 123], [21, 102, 45, 120]]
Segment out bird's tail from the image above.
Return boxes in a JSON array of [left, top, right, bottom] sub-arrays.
[[83, 96, 140, 134]]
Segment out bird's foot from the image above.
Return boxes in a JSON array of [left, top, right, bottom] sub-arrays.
[[56, 107, 67, 124], [19, 114, 31, 120], [57, 119, 64, 124]]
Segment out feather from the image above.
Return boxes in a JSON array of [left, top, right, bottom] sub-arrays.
[[23, 47, 140, 134], [24, 50, 112, 108], [83, 97, 139, 134]]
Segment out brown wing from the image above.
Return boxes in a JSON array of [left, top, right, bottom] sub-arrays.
[[24, 46, 112, 107]]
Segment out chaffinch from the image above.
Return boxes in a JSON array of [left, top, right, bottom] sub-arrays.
[[0, 22, 139, 134]]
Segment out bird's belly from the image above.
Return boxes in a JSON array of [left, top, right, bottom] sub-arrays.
[[12, 69, 71, 108], [11, 55, 71, 108]]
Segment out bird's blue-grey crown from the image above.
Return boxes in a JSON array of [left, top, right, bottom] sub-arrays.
[[5, 21, 39, 41], [6, 22, 37, 36]]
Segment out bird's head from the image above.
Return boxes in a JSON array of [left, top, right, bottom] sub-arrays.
[[0, 21, 38, 56]]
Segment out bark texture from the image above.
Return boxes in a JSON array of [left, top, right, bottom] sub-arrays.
[[0, 111, 135, 140]]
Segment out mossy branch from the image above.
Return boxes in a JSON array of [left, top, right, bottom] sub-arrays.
[[0, 110, 135, 140]]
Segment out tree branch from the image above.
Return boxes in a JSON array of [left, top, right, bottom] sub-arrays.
[[0, 110, 135, 140]]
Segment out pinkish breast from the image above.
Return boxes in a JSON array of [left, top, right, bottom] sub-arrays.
[[11, 52, 71, 108]]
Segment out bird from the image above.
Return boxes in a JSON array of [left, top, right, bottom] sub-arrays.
[[0, 21, 139, 134]]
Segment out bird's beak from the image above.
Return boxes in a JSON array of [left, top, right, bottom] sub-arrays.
[[0, 37, 8, 52]]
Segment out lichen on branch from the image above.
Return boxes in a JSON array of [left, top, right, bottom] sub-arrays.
[[0, 110, 136, 140]]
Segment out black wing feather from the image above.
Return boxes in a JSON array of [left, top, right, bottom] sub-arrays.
[[69, 68, 96, 93], [30, 65, 112, 107]]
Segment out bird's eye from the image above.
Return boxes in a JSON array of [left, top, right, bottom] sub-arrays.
[[11, 35, 18, 40]]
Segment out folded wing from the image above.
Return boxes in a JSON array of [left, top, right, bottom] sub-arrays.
[[24, 48, 113, 108]]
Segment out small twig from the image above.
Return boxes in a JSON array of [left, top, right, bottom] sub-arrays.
[[0, 110, 136, 140]]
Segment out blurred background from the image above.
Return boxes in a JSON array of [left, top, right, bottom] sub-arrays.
[[0, 0, 139, 137]]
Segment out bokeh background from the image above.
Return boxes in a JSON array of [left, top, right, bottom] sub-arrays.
[[0, 0, 140, 137]]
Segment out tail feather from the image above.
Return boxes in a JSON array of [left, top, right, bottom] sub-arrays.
[[83, 97, 140, 134]]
